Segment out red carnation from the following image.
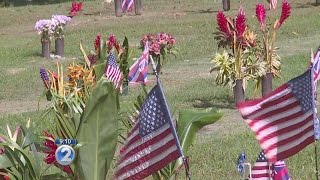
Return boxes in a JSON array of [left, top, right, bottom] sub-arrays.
[[256, 3, 266, 31], [277, 0, 291, 28], [235, 7, 246, 37], [216, 11, 230, 35]]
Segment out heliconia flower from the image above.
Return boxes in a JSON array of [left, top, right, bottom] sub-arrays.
[[216, 11, 230, 35], [40, 67, 50, 89], [277, 0, 291, 28], [235, 7, 246, 37], [256, 4, 266, 31], [94, 34, 101, 52]]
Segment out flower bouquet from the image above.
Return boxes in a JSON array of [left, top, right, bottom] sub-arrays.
[[212, 7, 266, 103], [69, 1, 83, 17], [255, 0, 291, 96], [51, 15, 71, 57], [34, 19, 55, 58], [140, 32, 177, 74]]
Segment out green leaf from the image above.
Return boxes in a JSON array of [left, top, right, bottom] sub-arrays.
[[40, 173, 69, 180], [76, 77, 119, 180], [177, 108, 223, 155], [0, 154, 13, 169], [93, 63, 106, 80]]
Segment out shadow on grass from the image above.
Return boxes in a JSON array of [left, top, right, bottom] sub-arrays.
[[295, 2, 320, 8], [192, 96, 235, 109], [184, 8, 219, 14]]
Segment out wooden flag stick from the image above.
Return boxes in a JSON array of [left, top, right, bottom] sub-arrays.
[[311, 47, 320, 180], [150, 55, 191, 180], [314, 141, 319, 180]]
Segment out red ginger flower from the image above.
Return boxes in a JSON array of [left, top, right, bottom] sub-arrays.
[[107, 34, 117, 52], [277, 0, 291, 28], [256, 3, 266, 31], [216, 11, 230, 35], [94, 34, 101, 53], [235, 7, 246, 37], [43, 131, 72, 174]]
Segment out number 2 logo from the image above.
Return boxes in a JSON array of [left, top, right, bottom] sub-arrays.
[[55, 145, 75, 166]]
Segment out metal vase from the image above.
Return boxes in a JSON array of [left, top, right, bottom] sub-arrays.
[[222, 0, 230, 11], [121, 81, 129, 95], [233, 79, 244, 105], [115, 0, 123, 17], [262, 72, 273, 96], [134, 0, 142, 15], [55, 38, 64, 57], [42, 40, 50, 59]]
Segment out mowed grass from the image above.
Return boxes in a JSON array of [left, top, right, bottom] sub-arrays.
[[1, 0, 320, 179]]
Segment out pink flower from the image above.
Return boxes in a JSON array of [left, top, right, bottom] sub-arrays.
[[150, 42, 160, 55], [235, 7, 246, 37], [277, 0, 291, 28], [256, 3, 266, 31], [216, 11, 230, 35]]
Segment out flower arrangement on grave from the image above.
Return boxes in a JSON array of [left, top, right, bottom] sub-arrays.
[[51, 15, 71, 56], [255, 1, 291, 95], [212, 7, 266, 103], [69, 1, 83, 17], [34, 19, 56, 58], [140, 32, 177, 73]]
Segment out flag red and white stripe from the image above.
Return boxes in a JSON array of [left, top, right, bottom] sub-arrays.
[[105, 52, 122, 88], [251, 151, 271, 180], [237, 69, 315, 162], [269, 0, 277, 10], [115, 84, 182, 180]]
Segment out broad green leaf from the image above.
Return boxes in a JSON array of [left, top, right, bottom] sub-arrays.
[[0, 154, 13, 169], [93, 63, 105, 80], [40, 173, 69, 180], [178, 108, 223, 155], [76, 78, 119, 180]]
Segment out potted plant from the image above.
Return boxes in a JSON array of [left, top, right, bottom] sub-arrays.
[[52, 15, 71, 57], [34, 19, 55, 59], [255, 1, 291, 96], [212, 7, 265, 104]]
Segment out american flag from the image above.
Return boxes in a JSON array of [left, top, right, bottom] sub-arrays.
[[114, 83, 183, 180], [122, 0, 134, 12], [268, 0, 277, 10], [251, 151, 271, 179], [128, 43, 149, 84], [311, 48, 320, 139], [105, 52, 122, 89], [237, 69, 315, 162], [272, 160, 291, 180]]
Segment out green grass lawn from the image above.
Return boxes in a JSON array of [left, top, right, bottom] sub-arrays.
[[1, 0, 320, 179]]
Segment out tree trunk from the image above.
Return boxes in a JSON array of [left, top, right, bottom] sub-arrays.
[[222, 0, 230, 11], [262, 72, 273, 96], [317, 0, 320, 6], [233, 79, 244, 105], [115, 0, 122, 17]]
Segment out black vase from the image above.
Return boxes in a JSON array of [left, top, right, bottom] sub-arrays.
[[262, 72, 273, 96], [42, 40, 50, 59], [55, 38, 64, 57], [233, 79, 244, 105]]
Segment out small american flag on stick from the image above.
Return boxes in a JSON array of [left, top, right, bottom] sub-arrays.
[[114, 82, 183, 180], [237, 69, 316, 162], [105, 52, 122, 89]]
